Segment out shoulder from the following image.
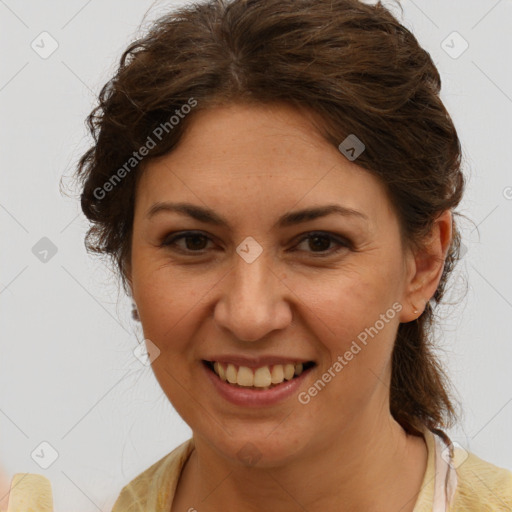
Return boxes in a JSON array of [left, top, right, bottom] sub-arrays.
[[451, 447, 512, 511], [111, 438, 194, 512]]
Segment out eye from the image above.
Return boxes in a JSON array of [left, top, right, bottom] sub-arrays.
[[160, 231, 214, 253], [160, 230, 351, 257], [293, 231, 351, 256]]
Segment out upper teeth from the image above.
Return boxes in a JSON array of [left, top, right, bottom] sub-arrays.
[[212, 362, 304, 388]]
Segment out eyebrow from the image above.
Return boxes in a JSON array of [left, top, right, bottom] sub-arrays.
[[145, 201, 368, 228]]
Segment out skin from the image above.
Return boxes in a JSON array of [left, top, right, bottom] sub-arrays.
[[127, 102, 452, 511]]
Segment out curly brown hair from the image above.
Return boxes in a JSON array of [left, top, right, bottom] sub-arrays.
[[75, 0, 465, 439]]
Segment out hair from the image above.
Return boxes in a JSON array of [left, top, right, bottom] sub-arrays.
[[75, 0, 465, 439]]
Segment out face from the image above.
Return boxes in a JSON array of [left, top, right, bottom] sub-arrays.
[[128, 102, 417, 467]]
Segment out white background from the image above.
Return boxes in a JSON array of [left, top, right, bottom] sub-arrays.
[[1, 0, 511, 510]]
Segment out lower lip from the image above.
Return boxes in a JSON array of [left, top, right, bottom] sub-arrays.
[[203, 362, 314, 407]]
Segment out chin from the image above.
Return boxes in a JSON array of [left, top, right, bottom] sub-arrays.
[[201, 427, 308, 469]]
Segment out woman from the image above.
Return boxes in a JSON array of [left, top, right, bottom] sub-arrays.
[[73, 0, 512, 510]]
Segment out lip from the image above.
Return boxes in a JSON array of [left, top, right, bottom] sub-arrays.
[[203, 354, 314, 369], [202, 360, 315, 407]]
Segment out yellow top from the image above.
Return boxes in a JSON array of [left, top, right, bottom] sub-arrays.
[[3, 427, 511, 511], [111, 426, 512, 511], [4, 474, 53, 512]]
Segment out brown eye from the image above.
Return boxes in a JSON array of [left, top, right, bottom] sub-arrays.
[[159, 230, 350, 257], [308, 234, 332, 252], [161, 231, 213, 252], [294, 232, 350, 257]]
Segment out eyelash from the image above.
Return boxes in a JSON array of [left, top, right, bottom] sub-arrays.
[[160, 231, 351, 257]]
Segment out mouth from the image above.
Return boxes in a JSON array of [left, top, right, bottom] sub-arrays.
[[202, 360, 316, 390]]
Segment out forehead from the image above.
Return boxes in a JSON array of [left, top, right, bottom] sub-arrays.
[[135, 103, 395, 227]]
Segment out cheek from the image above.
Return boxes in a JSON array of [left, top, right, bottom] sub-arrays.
[[302, 266, 398, 334], [299, 266, 401, 386], [131, 263, 215, 405], [131, 257, 220, 354]]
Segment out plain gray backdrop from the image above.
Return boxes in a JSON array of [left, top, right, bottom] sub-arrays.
[[1, 0, 511, 510]]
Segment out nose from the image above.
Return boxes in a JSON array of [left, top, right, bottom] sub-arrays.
[[213, 250, 293, 342]]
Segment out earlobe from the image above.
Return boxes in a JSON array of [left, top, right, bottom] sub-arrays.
[[132, 302, 140, 322], [399, 210, 453, 323]]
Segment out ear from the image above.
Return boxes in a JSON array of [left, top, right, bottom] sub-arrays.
[[399, 210, 453, 323]]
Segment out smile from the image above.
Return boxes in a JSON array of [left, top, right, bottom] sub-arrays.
[[203, 360, 316, 390]]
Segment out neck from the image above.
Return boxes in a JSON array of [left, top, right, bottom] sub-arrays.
[[177, 407, 428, 512]]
